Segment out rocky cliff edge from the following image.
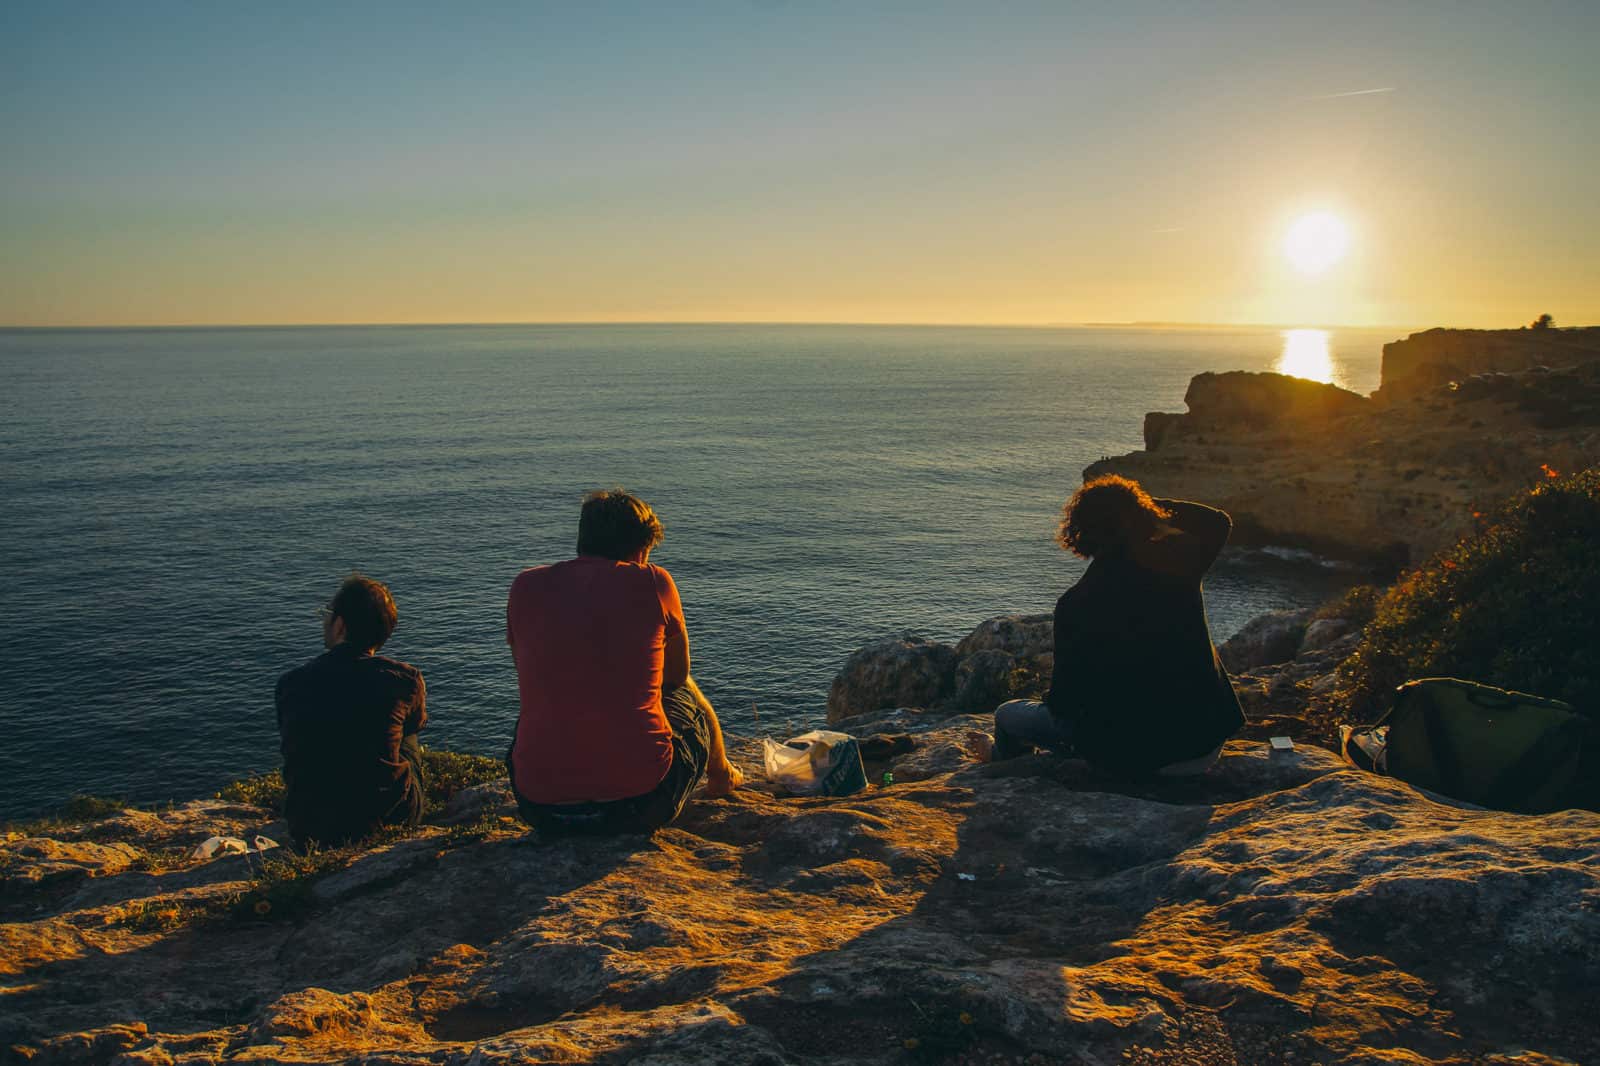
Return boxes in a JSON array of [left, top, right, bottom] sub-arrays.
[[6, 629, 1599, 1066], [1087, 330, 1600, 567]]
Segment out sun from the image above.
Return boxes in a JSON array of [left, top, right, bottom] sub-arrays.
[[1283, 212, 1350, 275]]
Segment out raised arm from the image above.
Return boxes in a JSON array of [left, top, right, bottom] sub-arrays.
[[1137, 498, 1232, 578]]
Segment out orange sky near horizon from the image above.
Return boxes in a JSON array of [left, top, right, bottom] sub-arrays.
[[3, 4, 1596, 330]]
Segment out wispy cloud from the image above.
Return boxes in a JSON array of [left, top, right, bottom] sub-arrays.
[[1307, 86, 1397, 100]]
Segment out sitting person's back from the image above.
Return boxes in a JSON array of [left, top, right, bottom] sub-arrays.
[[275, 574, 426, 849], [989, 476, 1243, 775], [508, 554, 679, 804], [506, 489, 741, 836]]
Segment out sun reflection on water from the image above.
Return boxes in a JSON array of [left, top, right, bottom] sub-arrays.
[[1276, 329, 1336, 384]]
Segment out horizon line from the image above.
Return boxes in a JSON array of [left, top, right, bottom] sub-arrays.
[[0, 318, 1439, 332]]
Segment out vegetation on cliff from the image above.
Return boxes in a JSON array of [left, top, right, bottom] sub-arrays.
[[216, 749, 504, 814], [1335, 466, 1600, 722]]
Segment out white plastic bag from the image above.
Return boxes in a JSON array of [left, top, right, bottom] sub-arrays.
[[761, 730, 867, 796]]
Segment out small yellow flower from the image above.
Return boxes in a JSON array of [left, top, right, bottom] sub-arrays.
[[959, 1011, 974, 1026], [253, 899, 272, 916]]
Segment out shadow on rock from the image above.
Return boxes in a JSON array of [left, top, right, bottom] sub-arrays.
[[0, 823, 644, 1054]]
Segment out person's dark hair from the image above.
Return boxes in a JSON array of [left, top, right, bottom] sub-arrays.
[[576, 488, 665, 561], [1056, 475, 1172, 558], [329, 573, 398, 651]]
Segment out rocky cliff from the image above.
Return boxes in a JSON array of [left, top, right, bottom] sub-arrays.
[[1379, 327, 1600, 404], [7, 726, 1600, 1066], [1086, 331, 1600, 568], [6, 613, 1600, 1065]]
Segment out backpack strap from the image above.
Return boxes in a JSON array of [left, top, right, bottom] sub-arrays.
[[1482, 715, 1586, 812]]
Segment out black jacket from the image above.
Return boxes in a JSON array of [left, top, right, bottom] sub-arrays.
[[1047, 500, 1244, 773], [275, 643, 426, 846]]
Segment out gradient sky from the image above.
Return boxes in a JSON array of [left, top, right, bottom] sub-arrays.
[[3, 2, 1596, 327]]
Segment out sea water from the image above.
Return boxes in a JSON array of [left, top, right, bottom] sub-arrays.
[[0, 324, 1386, 818]]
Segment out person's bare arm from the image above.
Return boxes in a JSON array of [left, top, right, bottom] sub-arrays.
[[685, 676, 743, 795], [1136, 498, 1232, 577], [654, 566, 739, 792]]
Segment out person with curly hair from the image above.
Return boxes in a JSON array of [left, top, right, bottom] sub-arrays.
[[985, 475, 1244, 775]]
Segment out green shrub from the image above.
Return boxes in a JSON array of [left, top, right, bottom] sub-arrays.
[[215, 748, 504, 816], [1335, 467, 1600, 722], [60, 794, 128, 821], [122, 896, 211, 932], [2, 794, 130, 838], [1315, 584, 1380, 628], [418, 750, 504, 810], [233, 843, 370, 922], [217, 770, 285, 810]]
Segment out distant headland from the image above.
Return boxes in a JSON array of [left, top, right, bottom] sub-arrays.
[[1088, 325, 1600, 570]]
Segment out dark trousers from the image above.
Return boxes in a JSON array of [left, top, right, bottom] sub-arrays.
[[993, 699, 1075, 761], [394, 733, 426, 827], [287, 735, 425, 852], [507, 686, 712, 837]]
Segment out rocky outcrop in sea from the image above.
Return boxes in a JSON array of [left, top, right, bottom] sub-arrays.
[[1087, 328, 1600, 569]]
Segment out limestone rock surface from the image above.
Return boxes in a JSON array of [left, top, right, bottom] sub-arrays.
[[5, 712, 1599, 1066], [1089, 333, 1600, 567], [826, 635, 957, 723], [1379, 327, 1600, 403], [1217, 607, 1316, 673], [828, 616, 1053, 724]]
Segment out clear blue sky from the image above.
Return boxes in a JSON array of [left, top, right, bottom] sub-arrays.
[[3, 1, 1596, 326]]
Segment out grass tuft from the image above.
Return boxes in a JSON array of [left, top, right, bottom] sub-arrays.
[[418, 749, 505, 811], [215, 748, 505, 816], [217, 770, 285, 810], [3, 793, 130, 838]]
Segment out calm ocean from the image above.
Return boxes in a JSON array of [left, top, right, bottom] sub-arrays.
[[0, 324, 1386, 818]]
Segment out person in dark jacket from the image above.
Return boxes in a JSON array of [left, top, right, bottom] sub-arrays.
[[275, 574, 426, 849], [985, 475, 1244, 775]]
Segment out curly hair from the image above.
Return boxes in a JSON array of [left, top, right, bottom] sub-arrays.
[[576, 488, 665, 561], [1055, 475, 1172, 558]]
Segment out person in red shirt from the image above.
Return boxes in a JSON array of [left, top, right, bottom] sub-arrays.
[[506, 489, 742, 835]]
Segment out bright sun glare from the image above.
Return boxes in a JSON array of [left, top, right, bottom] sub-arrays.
[[1284, 212, 1350, 275], [1276, 329, 1336, 385]]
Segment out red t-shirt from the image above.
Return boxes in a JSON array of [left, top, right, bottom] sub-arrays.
[[507, 556, 685, 804]]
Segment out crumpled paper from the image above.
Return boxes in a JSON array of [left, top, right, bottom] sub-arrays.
[[191, 834, 279, 860]]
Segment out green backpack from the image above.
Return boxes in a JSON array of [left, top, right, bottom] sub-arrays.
[[1339, 677, 1594, 814]]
